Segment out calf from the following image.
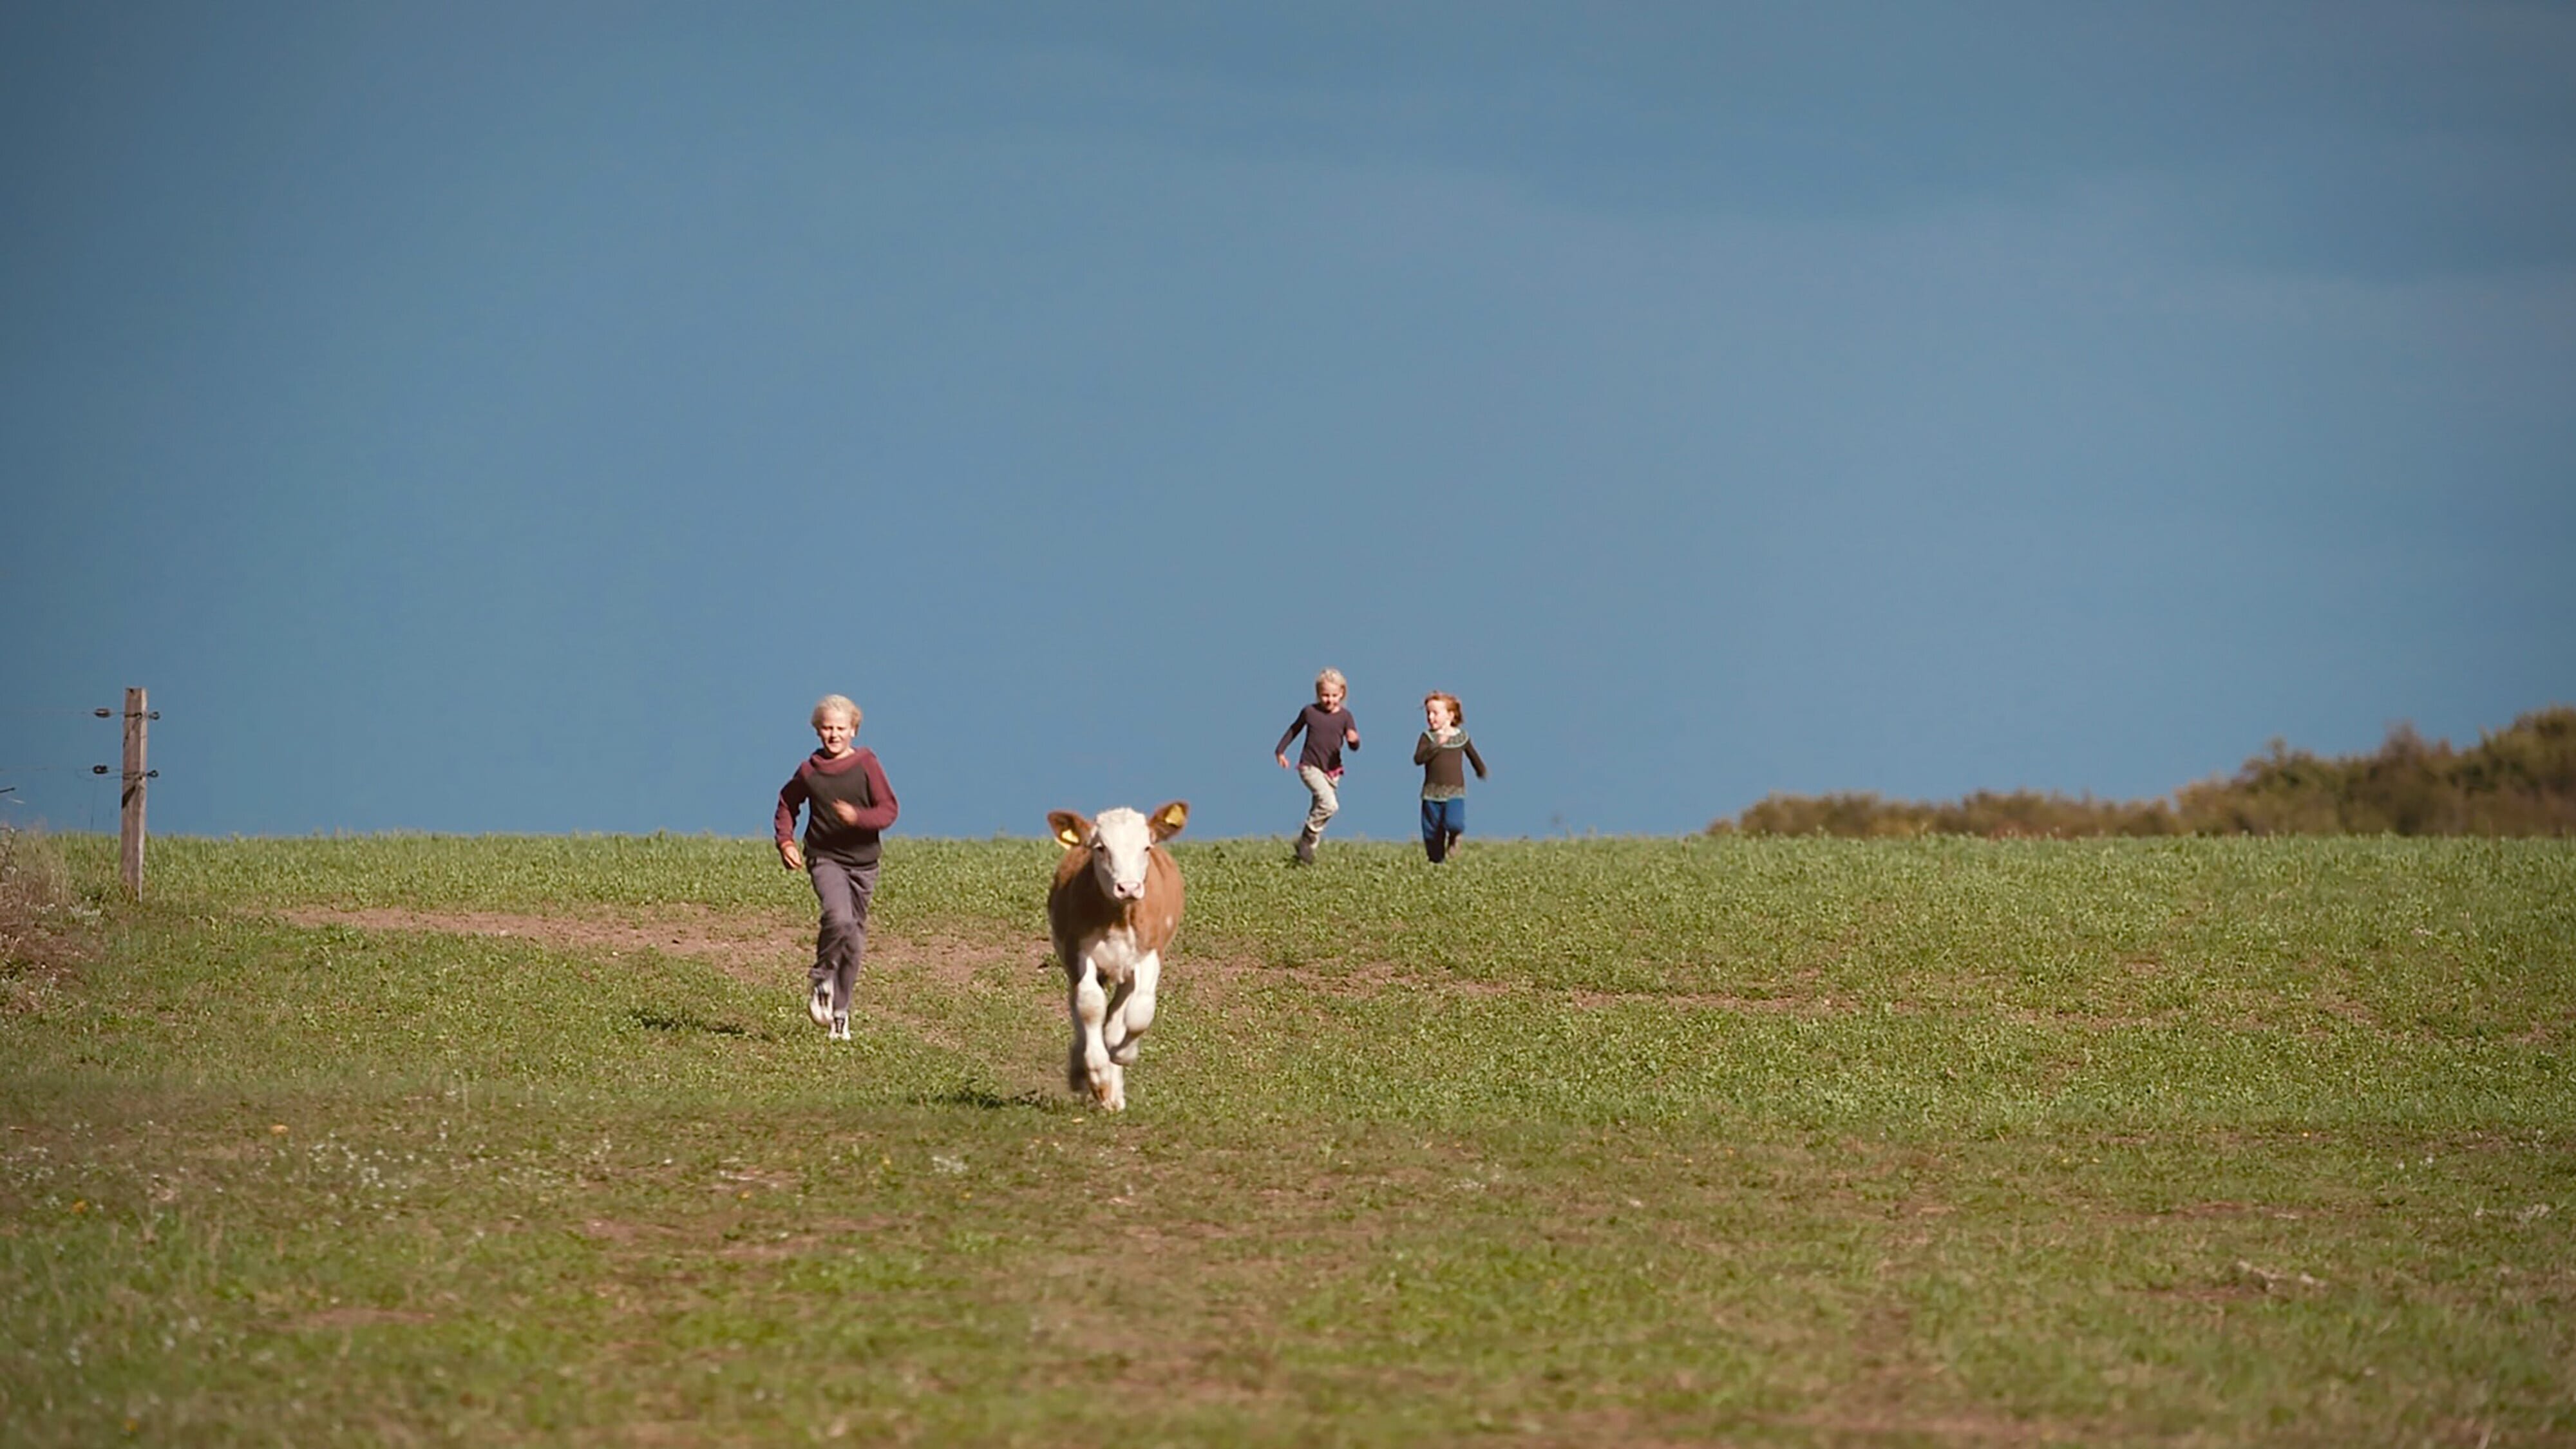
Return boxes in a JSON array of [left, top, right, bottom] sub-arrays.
[[1045, 801, 1188, 1112]]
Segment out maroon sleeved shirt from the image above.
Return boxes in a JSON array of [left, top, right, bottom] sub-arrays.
[[775, 748, 898, 864]]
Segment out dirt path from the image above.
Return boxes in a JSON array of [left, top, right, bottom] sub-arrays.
[[271, 905, 1046, 991], [267, 906, 1859, 1016]]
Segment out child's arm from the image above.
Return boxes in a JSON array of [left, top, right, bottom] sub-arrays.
[[775, 772, 808, 871], [1414, 732, 1437, 766], [1344, 712, 1360, 750], [1274, 713, 1307, 769], [1466, 739, 1488, 779]]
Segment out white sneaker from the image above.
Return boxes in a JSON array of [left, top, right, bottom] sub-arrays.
[[808, 981, 834, 1028], [829, 1013, 851, 1041]]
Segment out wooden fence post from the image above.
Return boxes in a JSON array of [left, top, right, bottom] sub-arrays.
[[120, 687, 147, 898]]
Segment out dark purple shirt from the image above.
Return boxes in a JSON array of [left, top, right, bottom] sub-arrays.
[[1276, 704, 1359, 775]]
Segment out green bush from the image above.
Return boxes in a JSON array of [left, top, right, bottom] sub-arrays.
[[1717, 705, 2576, 838]]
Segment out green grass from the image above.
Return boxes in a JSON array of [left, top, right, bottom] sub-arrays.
[[4, 833, 2571, 1444]]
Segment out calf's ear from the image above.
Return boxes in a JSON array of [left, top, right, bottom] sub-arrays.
[[1047, 811, 1090, 849], [1148, 800, 1189, 840]]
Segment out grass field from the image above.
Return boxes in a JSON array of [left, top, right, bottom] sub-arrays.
[[3, 832, 2571, 1446]]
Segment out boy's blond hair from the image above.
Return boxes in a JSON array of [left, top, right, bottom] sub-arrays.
[[811, 694, 862, 728], [1424, 690, 1463, 726], [1314, 668, 1347, 696]]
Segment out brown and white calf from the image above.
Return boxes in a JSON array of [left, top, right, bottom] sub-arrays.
[[1045, 801, 1188, 1112]]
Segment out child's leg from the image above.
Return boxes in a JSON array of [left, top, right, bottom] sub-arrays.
[[808, 858, 843, 993], [833, 857, 879, 1016], [1445, 797, 1466, 853], [1299, 766, 1340, 835], [1421, 797, 1446, 862], [806, 858, 845, 1025], [1296, 765, 1339, 859]]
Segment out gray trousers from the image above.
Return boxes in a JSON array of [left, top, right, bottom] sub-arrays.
[[808, 853, 880, 1011]]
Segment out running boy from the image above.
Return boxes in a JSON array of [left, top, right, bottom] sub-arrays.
[[1413, 691, 1486, 864], [775, 694, 898, 1041], [1274, 667, 1359, 864]]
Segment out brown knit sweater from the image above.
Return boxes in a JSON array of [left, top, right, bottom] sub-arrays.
[[1413, 730, 1487, 800]]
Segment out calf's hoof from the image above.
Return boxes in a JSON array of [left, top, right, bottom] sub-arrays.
[[1079, 1059, 1124, 1112]]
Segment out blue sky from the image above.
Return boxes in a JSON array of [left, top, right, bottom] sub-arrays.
[[3, 3, 2571, 840]]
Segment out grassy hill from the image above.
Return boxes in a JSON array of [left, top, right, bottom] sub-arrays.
[[3, 830, 2571, 1444]]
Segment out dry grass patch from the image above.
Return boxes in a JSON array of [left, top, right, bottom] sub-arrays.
[[1179, 951, 1870, 1018], [1, 827, 93, 1008], [293, 1306, 436, 1330]]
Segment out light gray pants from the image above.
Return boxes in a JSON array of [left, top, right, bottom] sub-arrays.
[[1297, 765, 1341, 841], [808, 854, 879, 1012]]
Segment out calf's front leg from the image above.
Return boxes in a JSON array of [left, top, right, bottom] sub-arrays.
[[1106, 950, 1160, 1067], [1066, 954, 1119, 1108]]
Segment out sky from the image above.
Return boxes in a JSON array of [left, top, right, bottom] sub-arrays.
[[3, 1, 2571, 841]]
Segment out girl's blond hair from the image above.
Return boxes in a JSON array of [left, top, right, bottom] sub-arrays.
[[1315, 668, 1347, 695], [811, 694, 862, 728], [1424, 690, 1463, 726]]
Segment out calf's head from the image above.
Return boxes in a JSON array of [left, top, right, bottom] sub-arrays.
[[1049, 801, 1189, 902]]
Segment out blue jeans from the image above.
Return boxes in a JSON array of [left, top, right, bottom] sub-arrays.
[[1421, 797, 1465, 862]]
